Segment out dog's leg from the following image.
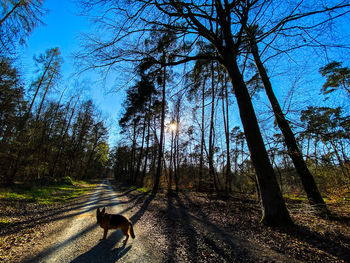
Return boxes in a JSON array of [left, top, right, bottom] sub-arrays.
[[122, 225, 129, 244], [102, 228, 108, 240], [123, 235, 129, 245]]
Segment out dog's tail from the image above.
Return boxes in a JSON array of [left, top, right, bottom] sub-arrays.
[[129, 222, 135, 239]]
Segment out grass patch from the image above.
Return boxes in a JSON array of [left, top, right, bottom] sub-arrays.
[[0, 192, 29, 201], [0, 218, 12, 227], [283, 194, 308, 202], [119, 185, 137, 191], [136, 187, 151, 194], [0, 180, 96, 204], [118, 184, 151, 195]]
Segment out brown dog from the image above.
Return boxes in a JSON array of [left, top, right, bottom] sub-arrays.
[[96, 207, 135, 244]]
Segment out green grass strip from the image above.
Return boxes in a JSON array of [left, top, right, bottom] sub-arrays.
[[0, 180, 96, 204]]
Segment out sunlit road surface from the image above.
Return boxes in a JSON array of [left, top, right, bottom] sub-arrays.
[[28, 180, 159, 263]]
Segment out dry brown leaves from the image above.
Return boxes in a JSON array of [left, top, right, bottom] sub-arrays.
[[117, 187, 350, 263]]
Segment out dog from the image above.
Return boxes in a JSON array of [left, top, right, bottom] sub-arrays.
[[96, 207, 135, 244]]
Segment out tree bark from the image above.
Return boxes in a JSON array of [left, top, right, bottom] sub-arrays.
[[223, 54, 292, 226], [36, 73, 54, 121], [168, 129, 174, 192], [222, 78, 231, 195], [208, 61, 218, 194], [174, 112, 180, 192], [131, 119, 137, 183], [249, 36, 329, 215], [28, 51, 55, 115], [154, 65, 166, 195], [198, 79, 206, 191], [0, 0, 24, 27], [50, 98, 78, 178], [135, 115, 146, 185], [141, 101, 152, 186]]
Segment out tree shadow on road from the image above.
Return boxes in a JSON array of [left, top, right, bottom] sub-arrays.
[[164, 191, 199, 263], [169, 192, 256, 262], [70, 193, 155, 263], [129, 193, 154, 223]]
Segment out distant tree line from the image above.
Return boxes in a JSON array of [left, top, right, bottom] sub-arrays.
[[0, 56, 109, 185], [0, 1, 109, 185]]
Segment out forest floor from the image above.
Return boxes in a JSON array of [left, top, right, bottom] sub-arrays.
[[0, 179, 349, 262], [116, 185, 350, 262]]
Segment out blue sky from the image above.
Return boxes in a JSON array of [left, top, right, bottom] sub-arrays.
[[20, 0, 123, 145], [18, 0, 350, 146]]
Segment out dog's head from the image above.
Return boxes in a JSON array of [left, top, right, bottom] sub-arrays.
[[96, 207, 106, 224]]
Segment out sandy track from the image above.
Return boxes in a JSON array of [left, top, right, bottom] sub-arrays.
[[24, 180, 160, 263], [16, 180, 306, 263]]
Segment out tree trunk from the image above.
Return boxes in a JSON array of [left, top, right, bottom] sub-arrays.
[[223, 54, 292, 226], [154, 65, 166, 195], [51, 97, 78, 178], [0, 0, 23, 27], [141, 102, 152, 186], [168, 130, 174, 192], [47, 87, 66, 138], [8, 50, 56, 179], [198, 79, 206, 191], [329, 140, 348, 179], [249, 37, 329, 215], [131, 119, 137, 183], [83, 140, 98, 178], [174, 98, 181, 192], [306, 134, 311, 162], [135, 115, 146, 185], [28, 51, 55, 115], [222, 79, 231, 195], [174, 124, 179, 192], [208, 61, 218, 194], [36, 74, 54, 121]]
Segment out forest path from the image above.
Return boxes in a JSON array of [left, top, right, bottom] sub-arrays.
[[25, 180, 160, 263], [22, 179, 301, 263]]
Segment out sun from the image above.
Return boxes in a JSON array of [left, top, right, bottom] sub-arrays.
[[169, 122, 177, 132]]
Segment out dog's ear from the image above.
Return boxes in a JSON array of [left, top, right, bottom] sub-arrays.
[[97, 208, 100, 215], [102, 207, 105, 214]]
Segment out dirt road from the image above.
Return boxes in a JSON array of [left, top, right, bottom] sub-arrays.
[[17, 180, 305, 263], [24, 180, 160, 263], [4, 179, 348, 262]]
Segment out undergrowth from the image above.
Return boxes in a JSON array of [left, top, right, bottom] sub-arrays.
[[0, 179, 95, 204]]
